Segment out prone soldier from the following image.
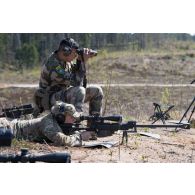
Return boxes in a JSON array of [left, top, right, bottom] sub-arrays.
[[0, 102, 83, 147]]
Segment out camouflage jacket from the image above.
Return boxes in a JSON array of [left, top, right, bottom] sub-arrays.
[[39, 51, 86, 92]]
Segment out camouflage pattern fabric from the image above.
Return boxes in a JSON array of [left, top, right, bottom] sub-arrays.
[[50, 85, 103, 115], [0, 114, 82, 147], [39, 52, 85, 90], [51, 101, 81, 120], [50, 86, 85, 112], [39, 52, 72, 90], [0, 117, 12, 129], [37, 51, 104, 114], [85, 85, 104, 115]]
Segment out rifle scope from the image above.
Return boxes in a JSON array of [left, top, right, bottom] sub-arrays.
[[0, 149, 71, 163]]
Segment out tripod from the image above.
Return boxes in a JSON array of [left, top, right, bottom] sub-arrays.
[[149, 103, 174, 124]]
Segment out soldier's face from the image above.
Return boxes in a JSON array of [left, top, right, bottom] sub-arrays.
[[64, 113, 76, 123], [64, 49, 78, 62]]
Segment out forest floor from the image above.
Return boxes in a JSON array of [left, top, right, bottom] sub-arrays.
[[0, 49, 195, 163]]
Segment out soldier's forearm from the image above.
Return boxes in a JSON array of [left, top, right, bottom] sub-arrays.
[[76, 60, 86, 73]]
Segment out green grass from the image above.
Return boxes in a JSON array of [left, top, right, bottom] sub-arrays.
[[1, 43, 195, 84], [0, 66, 40, 83], [11, 138, 35, 149]]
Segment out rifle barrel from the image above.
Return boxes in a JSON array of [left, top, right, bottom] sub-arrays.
[[136, 123, 188, 128]]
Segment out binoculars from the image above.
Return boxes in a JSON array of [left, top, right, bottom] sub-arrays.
[[76, 48, 98, 56]]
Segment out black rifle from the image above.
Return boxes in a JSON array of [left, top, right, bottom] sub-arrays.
[[0, 104, 34, 119], [60, 115, 190, 143], [0, 148, 71, 163]]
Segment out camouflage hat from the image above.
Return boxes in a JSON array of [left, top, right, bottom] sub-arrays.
[[59, 38, 79, 50], [51, 101, 81, 120]]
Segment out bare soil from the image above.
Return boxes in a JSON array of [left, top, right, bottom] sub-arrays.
[[1, 128, 195, 163]]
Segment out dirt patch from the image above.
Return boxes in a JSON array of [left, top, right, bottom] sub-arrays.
[[1, 128, 195, 163]]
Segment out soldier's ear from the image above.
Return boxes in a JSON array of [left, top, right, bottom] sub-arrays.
[[55, 114, 65, 124]]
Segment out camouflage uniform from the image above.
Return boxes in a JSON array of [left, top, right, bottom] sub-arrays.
[[0, 114, 81, 147], [35, 51, 103, 114]]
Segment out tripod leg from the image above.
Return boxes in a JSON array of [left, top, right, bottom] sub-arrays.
[[175, 97, 195, 131], [152, 105, 166, 124], [188, 105, 195, 123], [179, 97, 195, 124]]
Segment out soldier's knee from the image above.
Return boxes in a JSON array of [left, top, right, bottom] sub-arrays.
[[85, 86, 103, 102], [96, 86, 104, 100], [75, 86, 85, 100], [79, 86, 86, 96]]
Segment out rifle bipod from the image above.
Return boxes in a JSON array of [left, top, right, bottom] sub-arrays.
[[121, 131, 128, 145], [121, 124, 137, 145]]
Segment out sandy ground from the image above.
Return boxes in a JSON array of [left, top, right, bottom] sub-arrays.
[[69, 127, 195, 163], [1, 126, 195, 163]]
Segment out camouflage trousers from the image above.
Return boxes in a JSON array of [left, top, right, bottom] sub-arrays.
[[50, 85, 104, 115], [0, 114, 81, 147]]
